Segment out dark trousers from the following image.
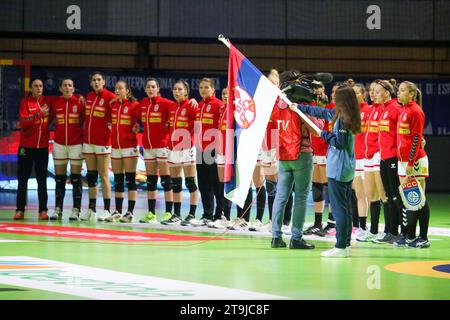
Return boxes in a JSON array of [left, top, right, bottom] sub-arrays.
[[380, 157, 404, 235], [328, 178, 353, 249], [16, 146, 48, 212], [196, 151, 223, 220]]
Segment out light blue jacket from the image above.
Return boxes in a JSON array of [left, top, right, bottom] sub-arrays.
[[297, 105, 355, 182]]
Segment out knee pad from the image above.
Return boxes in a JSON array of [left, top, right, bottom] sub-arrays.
[[312, 182, 324, 202], [86, 170, 98, 188], [146, 175, 158, 191], [160, 175, 172, 192], [172, 177, 183, 193], [265, 179, 277, 197], [125, 172, 137, 191], [185, 176, 198, 193], [114, 173, 125, 192]]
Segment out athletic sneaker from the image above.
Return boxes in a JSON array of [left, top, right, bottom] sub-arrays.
[[104, 211, 121, 223], [393, 235, 408, 247], [346, 246, 351, 257], [351, 227, 359, 235], [356, 230, 378, 242], [282, 224, 292, 235], [321, 247, 348, 258], [13, 210, 25, 220], [303, 225, 325, 236], [119, 211, 133, 223], [69, 208, 80, 221], [80, 208, 95, 221], [48, 208, 62, 221], [408, 237, 431, 248], [323, 224, 336, 236], [260, 220, 272, 233], [38, 211, 49, 220], [212, 216, 231, 229], [356, 228, 368, 240], [373, 233, 395, 244], [181, 214, 195, 226], [228, 218, 249, 231], [248, 219, 264, 232], [139, 212, 158, 224], [161, 215, 181, 225], [98, 210, 112, 222], [162, 212, 172, 222], [372, 232, 386, 243]]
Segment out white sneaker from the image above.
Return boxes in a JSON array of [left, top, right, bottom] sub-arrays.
[[80, 208, 95, 221], [372, 232, 387, 243], [282, 224, 292, 235], [212, 216, 231, 229], [49, 208, 62, 221], [69, 208, 80, 221], [119, 211, 134, 223], [356, 230, 377, 242], [228, 218, 249, 231], [260, 220, 272, 233], [104, 211, 121, 223], [346, 246, 351, 257], [248, 219, 263, 232], [189, 218, 208, 227], [321, 247, 348, 258], [97, 210, 112, 222]]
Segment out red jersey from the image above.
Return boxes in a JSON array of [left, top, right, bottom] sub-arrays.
[[354, 102, 370, 160], [364, 103, 382, 159], [110, 99, 139, 149], [310, 102, 328, 157], [83, 89, 115, 146], [50, 95, 84, 146], [217, 104, 228, 155], [168, 99, 197, 151], [378, 99, 403, 160], [19, 95, 50, 148], [397, 101, 427, 165], [325, 101, 336, 133], [139, 95, 172, 149], [271, 106, 304, 161], [196, 96, 223, 151]]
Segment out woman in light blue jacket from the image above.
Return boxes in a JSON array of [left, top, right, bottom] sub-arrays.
[[291, 85, 361, 257]]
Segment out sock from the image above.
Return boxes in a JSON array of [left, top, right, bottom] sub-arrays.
[[70, 174, 82, 210], [407, 210, 418, 240], [370, 200, 381, 234], [189, 204, 197, 216], [165, 201, 173, 214], [237, 188, 252, 222], [314, 212, 323, 228], [418, 202, 430, 240], [128, 200, 136, 213], [359, 217, 367, 230], [104, 198, 111, 212], [351, 190, 359, 228], [382, 200, 390, 234], [55, 174, 67, 210], [266, 180, 277, 221], [174, 202, 181, 217], [223, 198, 232, 220], [89, 198, 96, 212], [256, 186, 266, 221], [148, 199, 156, 213], [283, 193, 293, 225], [115, 197, 123, 214]]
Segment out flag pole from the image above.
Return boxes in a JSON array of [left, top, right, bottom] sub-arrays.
[[218, 34, 321, 136]]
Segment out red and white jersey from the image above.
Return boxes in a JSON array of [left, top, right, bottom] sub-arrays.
[[196, 96, 223, 152], [83, 89, 115, 146], [378, 99, 403, 160], [110, 98, 139, 149], [354, 102, 370, 160], [19, 95, 50, 148], [364, 103, 382, 159], [168, 99, 197, 151], [397, 100, 427, 165], [139, 95, 172, 150], [50, 95, 84, 146]]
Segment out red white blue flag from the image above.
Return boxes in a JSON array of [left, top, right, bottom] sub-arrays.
[[224, 42, 279, 207]]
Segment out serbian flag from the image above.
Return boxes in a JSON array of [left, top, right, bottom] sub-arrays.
[[224, 42, 279, 207]]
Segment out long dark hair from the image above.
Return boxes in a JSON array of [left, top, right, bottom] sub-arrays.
[[334, 85, 361, 134]]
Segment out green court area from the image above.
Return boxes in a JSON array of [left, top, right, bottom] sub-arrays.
[[0, 193, 448, 300]]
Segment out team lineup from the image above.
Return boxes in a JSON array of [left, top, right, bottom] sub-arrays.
[[14, 67, 430, 258]]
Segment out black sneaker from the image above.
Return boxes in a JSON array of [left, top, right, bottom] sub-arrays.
[[289, 238, 315, 249], [181, 214, 195, 226], [303, 224, 326, 237], [271, 237, 287, 248], [323, 223, 336, 235], [373, 233, 395, 244], [408, 237, 431, 248], [161, 215, 181, 225]]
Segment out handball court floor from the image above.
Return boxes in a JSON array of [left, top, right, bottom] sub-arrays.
[[0, 190, 449, 300]]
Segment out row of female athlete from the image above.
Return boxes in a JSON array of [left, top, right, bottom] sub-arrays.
[[15, 70, 430, 247]]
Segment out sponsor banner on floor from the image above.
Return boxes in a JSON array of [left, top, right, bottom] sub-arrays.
[[0, 223, 231, 242], [0, 257, 286, 300]]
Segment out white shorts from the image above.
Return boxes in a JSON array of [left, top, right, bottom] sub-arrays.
[[111, 147, 139, 160], [53, 143, 83, 165], [262, 148, 277, 167], [82, 143, 111, 155], [364, 152, 381, 172], [255, 149, 264, 166], [215, 153, 225, 166], [313, 155, 327, 166], [398, 156, 429, 179], [355, 159, 365, 179], [143, 147, 169, 162], [168, 147, 196, 166]]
